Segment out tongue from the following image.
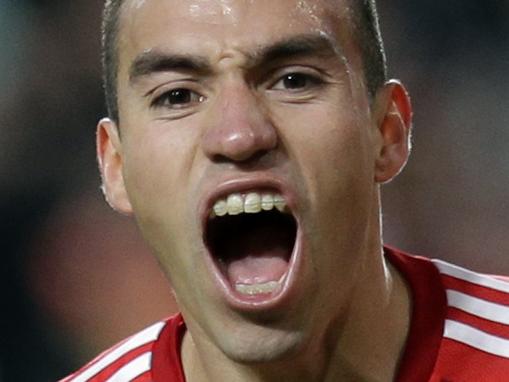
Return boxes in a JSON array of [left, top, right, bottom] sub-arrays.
[[222, 217, 293, 285], [227, 254, 289, 285]]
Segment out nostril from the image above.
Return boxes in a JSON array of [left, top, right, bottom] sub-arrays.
[[211, 149, 272, 165]]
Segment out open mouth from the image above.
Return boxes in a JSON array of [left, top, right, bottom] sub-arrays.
[[205, 191, 298, 302]]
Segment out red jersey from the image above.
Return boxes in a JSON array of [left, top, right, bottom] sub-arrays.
[[61, 247, 509, 381]]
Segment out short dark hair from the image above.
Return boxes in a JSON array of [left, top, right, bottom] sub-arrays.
[[101, 0, 387, 122], [350, 0, 387, 99], [102, 0, 123, 123]]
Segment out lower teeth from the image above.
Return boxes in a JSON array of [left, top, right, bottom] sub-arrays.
[[235, 280, 280, 295]]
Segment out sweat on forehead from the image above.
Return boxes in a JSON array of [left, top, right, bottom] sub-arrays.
[[101, 0, 386, 122]]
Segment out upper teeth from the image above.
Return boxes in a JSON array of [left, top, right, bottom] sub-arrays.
[[211, 192, 287, 217]]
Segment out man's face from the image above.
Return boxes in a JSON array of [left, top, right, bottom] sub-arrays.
[[110, 0, 384, 363]]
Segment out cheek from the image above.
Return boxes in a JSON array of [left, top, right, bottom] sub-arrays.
[[305, 125, 374, 237], [277, 103, 373, 203], [120, 124, 199, 252], [278, 104, 376, 267], [125, 136, 178, 202]]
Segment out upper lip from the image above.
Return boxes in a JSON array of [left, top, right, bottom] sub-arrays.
[[199, 174, 297, 234]]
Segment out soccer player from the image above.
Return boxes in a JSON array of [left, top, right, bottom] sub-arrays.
[[62, 0, 509, 381]]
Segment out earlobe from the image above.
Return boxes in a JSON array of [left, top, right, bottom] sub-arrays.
[[373, 80, 413, 183], [97, 118, 133, 214]]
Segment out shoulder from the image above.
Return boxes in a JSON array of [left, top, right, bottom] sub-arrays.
[[425, 259, 509, 379], [60, 315, 183, 382], [431, 259, 509, 357], [386, 247, 509, 379]]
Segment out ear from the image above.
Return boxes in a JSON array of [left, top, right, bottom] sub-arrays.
[[96, 118, 133, 214], [372, 80, 413, 183]]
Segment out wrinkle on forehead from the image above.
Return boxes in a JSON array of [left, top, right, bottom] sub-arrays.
[[122, 0, 339, 51], [296, 0, 322, 28], [288, 0, 352, 42], [124, 0, 350, 30], [187, 0, 239, 24], [126, 0, 256, 26]]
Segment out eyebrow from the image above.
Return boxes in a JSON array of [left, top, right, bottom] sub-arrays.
[[128, 33, 341, 83], [249, 33, 341, 66], [129, 52, 211, 83]]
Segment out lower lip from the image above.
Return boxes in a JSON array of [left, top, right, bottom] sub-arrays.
[[205, 226, 304, 312]]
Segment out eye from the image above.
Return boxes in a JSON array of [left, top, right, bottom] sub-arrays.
[[152, 88, 204, 109], [271, 72, 323, 91]]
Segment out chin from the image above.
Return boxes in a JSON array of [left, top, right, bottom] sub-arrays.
[[218, 327, 306, 365]]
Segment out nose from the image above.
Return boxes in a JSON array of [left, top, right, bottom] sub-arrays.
[[202, 84, 277, 163]]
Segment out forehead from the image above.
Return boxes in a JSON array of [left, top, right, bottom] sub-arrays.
[[117, 0, 353, 64]]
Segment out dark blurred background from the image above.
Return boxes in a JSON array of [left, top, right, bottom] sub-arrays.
[[1, 1, 508, 380]]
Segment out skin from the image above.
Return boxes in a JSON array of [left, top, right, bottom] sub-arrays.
[[97, 0, 413, 381]]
